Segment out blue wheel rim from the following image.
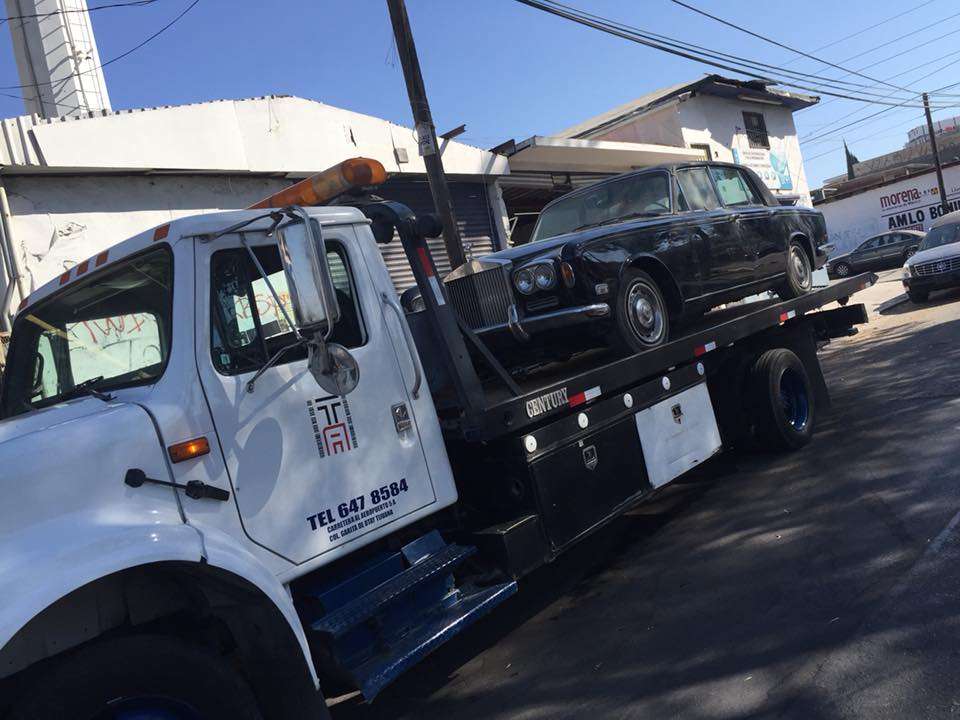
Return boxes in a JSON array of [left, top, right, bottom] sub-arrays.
[[95, 697, 203, 720], [779, 368, 809, 431]]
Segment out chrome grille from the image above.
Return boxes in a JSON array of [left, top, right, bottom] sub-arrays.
[[445, 266, 513, 330], [913, 255, 960, 276]]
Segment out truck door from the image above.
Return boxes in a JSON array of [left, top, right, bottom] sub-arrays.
[[193, 224, 448, 566]]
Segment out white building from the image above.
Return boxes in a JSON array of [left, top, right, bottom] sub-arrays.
[[552, 74, 818, 207], [0, 94, 509, 325]]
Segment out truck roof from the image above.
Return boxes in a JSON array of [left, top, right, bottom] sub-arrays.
[[18, 205, 368, 314]]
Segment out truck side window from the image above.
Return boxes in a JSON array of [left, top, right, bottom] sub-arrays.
[[210, 242, 364, 375]]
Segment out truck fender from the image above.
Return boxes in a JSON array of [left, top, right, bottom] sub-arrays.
[[1, 522, 318, 691]]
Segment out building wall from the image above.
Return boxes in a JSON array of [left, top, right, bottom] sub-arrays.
[[816, 164, 960, 255], [583, 94, 812, 206]]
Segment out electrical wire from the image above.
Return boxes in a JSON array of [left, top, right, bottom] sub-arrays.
[[0, 0, 199, 93], [513, 0, 959, 109], [670, 0, 914, 95], [0, 0, 157, 25]]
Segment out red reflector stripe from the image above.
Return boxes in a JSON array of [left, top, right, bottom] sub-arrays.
[[153, 224, 170, 241], [416, 246, 435, 277], [694, 340, 717, 357], [58, 270, 71, 286], [95, 250, 109, 267], [75, 259, 89, 276], [568, 391, 586, 407]]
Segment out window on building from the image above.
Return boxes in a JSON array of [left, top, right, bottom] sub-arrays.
[[689, 143, 712, 160], [742, 111, 770, 149], [210, 242, 364, 375]]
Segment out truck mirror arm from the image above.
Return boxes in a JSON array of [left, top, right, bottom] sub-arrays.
[[245, 338, 307, 394]]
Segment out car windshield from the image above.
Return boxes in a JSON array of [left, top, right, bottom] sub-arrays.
[[0, 247, 173, 418], [531, 172, 671, 242], [919, 223, 960, 251]]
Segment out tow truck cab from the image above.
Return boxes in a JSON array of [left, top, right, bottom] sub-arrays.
[[0, 179, 873, 717]]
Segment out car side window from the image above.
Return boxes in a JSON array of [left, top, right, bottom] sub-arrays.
[[709, 166, 762, 207], [210, 241, 365, 375], [673, 177, 690, 211], [860, 238, 879, 250], [676, 168, 720, 211]]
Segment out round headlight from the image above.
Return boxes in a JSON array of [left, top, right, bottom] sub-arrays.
[[514, 268, 535, 294], [533, 263, 556, 290]]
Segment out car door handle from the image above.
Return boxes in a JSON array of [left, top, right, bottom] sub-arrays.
[[381, 292, 422, 399]]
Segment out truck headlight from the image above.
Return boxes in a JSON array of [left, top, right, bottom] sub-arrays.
[[514, 268, 535, 294], [533, 263, 556, 290]]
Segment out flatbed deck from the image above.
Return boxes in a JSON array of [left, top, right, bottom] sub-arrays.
[[472, 274, 877, 439]]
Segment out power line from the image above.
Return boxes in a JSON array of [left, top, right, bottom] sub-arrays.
[[780, 0, 939, 66], [669, 0, 913, 95], [513, 0, 960, 108], [0, 0, 157, 25], [0, 0, 199, 92]]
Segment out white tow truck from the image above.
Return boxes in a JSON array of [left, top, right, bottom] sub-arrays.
[[0, 159, 875, 719]]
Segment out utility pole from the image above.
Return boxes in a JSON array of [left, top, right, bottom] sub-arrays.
[[386, 0, 466, 268], [923, 92, 950, 216]]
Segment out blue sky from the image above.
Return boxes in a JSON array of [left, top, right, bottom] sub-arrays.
[[0, 0, 956, 188]]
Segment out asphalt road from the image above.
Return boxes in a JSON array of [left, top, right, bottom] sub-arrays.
[[334, 271, 960, 720]]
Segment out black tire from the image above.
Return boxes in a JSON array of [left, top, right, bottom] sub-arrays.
[[833, 261, 851, 278], [908, 288, 929, 303], [778, 241, 814, 299], [749, 348, 815, 451], [612, 268, 670, 354], [8, 634, 264, 720]]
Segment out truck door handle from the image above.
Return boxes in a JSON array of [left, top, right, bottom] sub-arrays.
[[124, 468, 230, 502], [381, 292, 422, 399]]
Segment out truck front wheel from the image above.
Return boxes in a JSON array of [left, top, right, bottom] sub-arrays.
[[8, 634, 263, 720], [749, 348, 815, 451]]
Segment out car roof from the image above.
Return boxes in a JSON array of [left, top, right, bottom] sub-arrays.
[[930, 209, 960, 229], [536, 160, 736, 212]]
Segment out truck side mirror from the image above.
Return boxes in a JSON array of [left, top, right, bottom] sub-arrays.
[[276, 213, 359, 396]]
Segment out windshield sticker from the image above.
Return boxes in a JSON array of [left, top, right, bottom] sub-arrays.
[[307, 395, 359, 458]]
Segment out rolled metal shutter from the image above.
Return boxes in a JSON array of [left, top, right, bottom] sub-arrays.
[[374, 178, 498, 292]]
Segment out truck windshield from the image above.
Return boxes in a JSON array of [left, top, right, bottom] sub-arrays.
[[530, 172, 671, 242], [1, 247, 173, 418]]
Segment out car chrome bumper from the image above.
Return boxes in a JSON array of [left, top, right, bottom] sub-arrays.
[[472, 302, 611, 343], [903, 271, 960, 293]]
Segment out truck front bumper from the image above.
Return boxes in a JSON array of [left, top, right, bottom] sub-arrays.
[[903, 271, 960, 294]]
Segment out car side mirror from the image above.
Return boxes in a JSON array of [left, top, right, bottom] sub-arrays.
[[276, 213, 359, 396]]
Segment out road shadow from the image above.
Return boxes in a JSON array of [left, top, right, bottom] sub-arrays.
[[880, 285, 960, 315], [332, 317, 960, 720]]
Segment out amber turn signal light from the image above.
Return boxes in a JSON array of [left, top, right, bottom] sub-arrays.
[[168, 437, 211, 464]]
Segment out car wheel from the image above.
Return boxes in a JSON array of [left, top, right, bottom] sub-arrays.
[[7, 634, 265, 720], [778, 241, 814, 299], [750, 348, 814, 451], [613, 269, 670, 354], [833, 261, 851, 278], [908, 288, 929, 303]]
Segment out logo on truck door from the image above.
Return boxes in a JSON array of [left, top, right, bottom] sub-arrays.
[[307, 395, 359, 457]]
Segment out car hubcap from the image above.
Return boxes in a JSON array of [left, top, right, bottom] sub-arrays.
[[836, 263, 848, 277], [779, 369, 809, 431], [626, 280, 665, 345], [791, 246, 812, 289]]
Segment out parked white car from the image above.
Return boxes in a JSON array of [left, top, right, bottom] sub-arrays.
[[902, 210, 960, 302]]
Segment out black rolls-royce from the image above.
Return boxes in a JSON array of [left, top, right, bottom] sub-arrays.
[[444, 162, 827, 359]]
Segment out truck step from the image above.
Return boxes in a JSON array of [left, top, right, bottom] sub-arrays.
[[311, 542, 476, 638], [351, 580, 517, 701]]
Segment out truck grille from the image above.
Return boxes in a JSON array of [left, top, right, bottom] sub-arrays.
[[445, 266, 513, 331], [913, 255, 960, 276]]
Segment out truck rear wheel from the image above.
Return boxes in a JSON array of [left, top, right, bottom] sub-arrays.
[[750, 348, 815, 451], [8, 634, 263, 720]]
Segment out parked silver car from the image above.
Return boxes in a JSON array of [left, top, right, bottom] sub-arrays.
[[902, 211, 960, 302]]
